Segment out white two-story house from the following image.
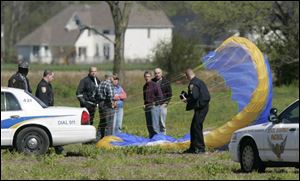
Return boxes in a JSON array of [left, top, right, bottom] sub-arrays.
[[16, 2, 173, 64]]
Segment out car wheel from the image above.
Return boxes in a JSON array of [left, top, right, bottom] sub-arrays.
[[240, 139, 265, 173], [16, 127, 50, 155]]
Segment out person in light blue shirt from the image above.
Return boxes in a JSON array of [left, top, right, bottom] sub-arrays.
[[112, 74, 127, 135]]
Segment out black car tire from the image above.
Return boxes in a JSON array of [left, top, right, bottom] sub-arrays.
[[16, 127, 50, 155], [240, 139, 265, 173]]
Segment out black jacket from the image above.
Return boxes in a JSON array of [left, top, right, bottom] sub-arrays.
[[186, 77, 210, 111], [76, 75, 101, 107], [152, 76, 172, 104], [35, 79, 54, 106], [8, 72, 32, 93]]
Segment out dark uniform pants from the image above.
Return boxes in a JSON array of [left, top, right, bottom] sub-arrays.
[[98, 102, 114, 139], [190, 104, 209, 152]]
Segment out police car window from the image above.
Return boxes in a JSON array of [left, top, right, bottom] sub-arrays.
[[280, 101, 299, 124], [1, 92, 6, 111], [26, 92, 48, 108], [5, 92, 22, 111]]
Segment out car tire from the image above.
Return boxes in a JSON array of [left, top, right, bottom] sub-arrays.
[[16, 127, 50, 155], [240, 139, 265, 173]]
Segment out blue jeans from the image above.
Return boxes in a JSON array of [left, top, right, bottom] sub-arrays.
[[145, 105, 161, 138], [113, 108, 124, 135], [159, 103, 168, 135]]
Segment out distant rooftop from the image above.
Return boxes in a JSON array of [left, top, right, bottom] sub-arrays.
[[17, 2, 173, 46]]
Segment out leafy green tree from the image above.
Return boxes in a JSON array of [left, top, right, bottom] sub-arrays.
[[152, 33, 204, 79], [191, 1, 299, 85]]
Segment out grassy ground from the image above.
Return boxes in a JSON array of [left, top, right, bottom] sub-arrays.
[[1, 69, 299, 180]]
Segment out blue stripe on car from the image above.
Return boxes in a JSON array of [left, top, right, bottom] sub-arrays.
[[1, 115, 74, 129]]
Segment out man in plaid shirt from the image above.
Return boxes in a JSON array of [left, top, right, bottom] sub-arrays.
[[97, 72, 115, 139]]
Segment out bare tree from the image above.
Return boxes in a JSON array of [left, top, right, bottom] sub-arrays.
[[1, 1, 5, 61], [106, 1, 132, 80]]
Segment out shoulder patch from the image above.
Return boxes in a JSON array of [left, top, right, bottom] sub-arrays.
[[41, 87, 47, 93], [12, 79, 16, 84], [189, 84, 194, 90]]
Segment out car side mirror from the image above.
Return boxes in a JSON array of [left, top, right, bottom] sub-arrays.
[[268, 108, 279, 123], [270, 108, 278, 115]]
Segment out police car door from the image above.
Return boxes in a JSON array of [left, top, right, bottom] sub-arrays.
[[1, 91, 24, 146], [266, 101, 299, 162]]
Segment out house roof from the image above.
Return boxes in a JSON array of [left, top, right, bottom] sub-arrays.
[[16, 2, 173, 46]]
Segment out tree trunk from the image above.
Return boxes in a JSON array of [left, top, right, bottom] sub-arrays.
[[106, 1, 132, 84]]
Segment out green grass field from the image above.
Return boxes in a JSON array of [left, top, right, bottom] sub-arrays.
[[1, 68, 299, 180]]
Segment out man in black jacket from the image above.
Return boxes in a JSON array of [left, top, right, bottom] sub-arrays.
[[152, 68, 172, 135], [35, 70, 54, 106], [76, 66, 101, 125], [8, 61, 32, 93], [181, 68, 210, 154]]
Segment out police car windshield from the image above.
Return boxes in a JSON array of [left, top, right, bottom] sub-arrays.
[[26, 91, 48, 108]]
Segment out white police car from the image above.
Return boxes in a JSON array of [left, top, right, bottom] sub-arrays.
[[229, 99, 299, 172], [1, 87, 96, 155]]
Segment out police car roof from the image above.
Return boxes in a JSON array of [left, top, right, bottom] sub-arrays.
[[1, 87, 26, 93]]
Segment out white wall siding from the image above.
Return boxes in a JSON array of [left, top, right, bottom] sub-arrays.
[[75, 29, 115, 64], [17, 28, 172, 64], [124, 28, 172, 62]]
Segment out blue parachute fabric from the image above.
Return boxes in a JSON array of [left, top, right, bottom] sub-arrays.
[[202, 43, 258, 112], [111, 133, 190, 147], [251, 55, 272, 125]]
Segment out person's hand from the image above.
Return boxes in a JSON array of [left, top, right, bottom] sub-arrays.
[[114, 94, 120, 101], [112, 101, 117, 109]]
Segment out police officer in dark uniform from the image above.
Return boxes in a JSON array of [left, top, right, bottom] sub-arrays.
[[181, 68, 210, 154], [35, 70, 64, 154], [35, 70, 54, 106], [8, 61, 32, 93], [76, 66, 101, 125]]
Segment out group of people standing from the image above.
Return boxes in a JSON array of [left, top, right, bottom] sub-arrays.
[[76, 66, 173, 141], [76, 66, 127, 140], [143, 68, 172, 138], [8, 61, 210, 154]]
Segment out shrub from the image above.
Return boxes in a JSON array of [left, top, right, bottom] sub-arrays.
[[152, 33, 205, 78]]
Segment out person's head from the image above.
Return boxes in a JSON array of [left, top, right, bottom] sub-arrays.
[[185, 68, 195, 80], [105, 72, 113, 81], [112, 74, 119, 86], [17, 61, 29, 76], [144, 71, 152, 82], [154, 68, 163, 80], [89, 66, 97, 78], [43, 70, 54, 83]]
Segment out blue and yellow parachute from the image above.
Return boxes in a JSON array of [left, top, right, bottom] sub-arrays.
[[96, 36, 273, 149]]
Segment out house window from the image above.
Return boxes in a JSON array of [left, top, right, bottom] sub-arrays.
[[103, 44, 110, 60], [103, 30, 110, 34], [78, 47, 87, 57], [33, 46, 40, 56], [44, 46, 49, 57]]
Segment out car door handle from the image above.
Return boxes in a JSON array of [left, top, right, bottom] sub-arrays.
[[289, 128, 296, 132], [10, 115, 20, 118]]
